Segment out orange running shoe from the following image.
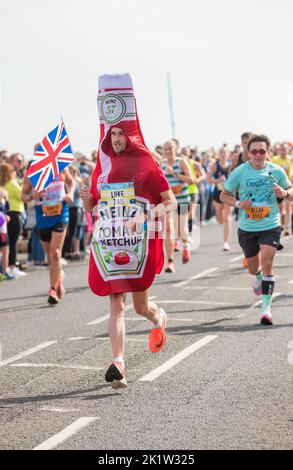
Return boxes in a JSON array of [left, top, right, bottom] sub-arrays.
[[242, 257, 248, 268], [48, 288, 59, 305], [149, 309, 167, 353], [105, 362, 127, 389], [182, 248, 191, 264]]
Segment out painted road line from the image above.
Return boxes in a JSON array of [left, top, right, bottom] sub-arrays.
[[229, 255, 243, 263], [10, 363, 103, 371], [183, 286, 251, 291], [86, 296, 157, 326], [140, 335, 218, 382], [124, 317, 193, 322], [0, 341, 57, 368], [289, 279, 293, 284], [86, 313, 110, 326], [33, 417, 98, 450], [276, 253, 293, 257], [236, 293, 281, 318], [41, 407, 81, 413], [95, 337, 148, 343], [249, 292, 281, 311], [173, 267, 219, 288], [67, 337, 87, 341], [156, 300, 231, 306]]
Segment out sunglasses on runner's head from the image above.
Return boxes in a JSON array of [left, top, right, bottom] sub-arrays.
[[250, 149, 267, 156]]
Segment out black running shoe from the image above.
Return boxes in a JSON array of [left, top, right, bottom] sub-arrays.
[[105, 362, 127, 389], [260, 315, 273, 326]]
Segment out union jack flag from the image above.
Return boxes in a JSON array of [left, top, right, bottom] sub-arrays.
[[27, 119, 74, 192]]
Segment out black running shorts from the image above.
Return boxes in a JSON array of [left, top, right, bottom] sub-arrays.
[[39, 222, 67, 243], [238, 226, 282, 259]]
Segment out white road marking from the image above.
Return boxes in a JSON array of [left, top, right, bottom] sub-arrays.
[[183, 286, 251, 291], [236, 292, 282, 318], [288, 279, 293, 285], [276, 253, 293, 257], [0, 341, 57, 368], [229, 255, 243, 263], [33, 417, 98, 450], [172, 267, 219, 288], [86, 296, 157, 326], [67, 337, 86, 341], [124, 317, 193, 322], [10, 363, 102, 371], [156, 299, 231, 306], [40, 407, 81, 413], [140, 335, 218, 382], [86, 313, 110, 326], [95, 337, 148, 342], [249, 292, 281, 311]]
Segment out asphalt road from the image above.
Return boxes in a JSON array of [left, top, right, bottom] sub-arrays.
[[0, 220, 293, 450]]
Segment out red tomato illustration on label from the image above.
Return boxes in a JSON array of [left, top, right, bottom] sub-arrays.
[[114, 251, 130, 265]]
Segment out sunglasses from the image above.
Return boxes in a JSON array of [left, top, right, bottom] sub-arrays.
[[250, 149, 266, 156]]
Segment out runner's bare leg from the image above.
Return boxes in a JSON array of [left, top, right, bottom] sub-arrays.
[[47, 230, 67, 288], [132, 289, 161, 325], [109, 293, 127, 358]]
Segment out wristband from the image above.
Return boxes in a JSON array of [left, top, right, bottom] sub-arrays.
[[235, 201, 241, 209]]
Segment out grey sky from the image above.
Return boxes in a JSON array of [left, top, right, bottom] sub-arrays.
[[1, 0, 293, 159]]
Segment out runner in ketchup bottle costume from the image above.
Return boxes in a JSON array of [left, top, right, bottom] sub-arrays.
[[80, 73, 177, 389]]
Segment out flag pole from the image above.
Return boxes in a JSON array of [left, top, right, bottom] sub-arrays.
[[167, 72, 176, 138], [60, 115, 81, 179]]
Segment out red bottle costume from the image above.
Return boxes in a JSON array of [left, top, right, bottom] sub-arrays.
[[89, 74, 167, 296]]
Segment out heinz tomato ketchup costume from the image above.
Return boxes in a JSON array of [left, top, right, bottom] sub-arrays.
[[89, 73, 167, 296]]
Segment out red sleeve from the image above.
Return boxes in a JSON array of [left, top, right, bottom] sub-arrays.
[[90, 167, 99, 205], [159, 168, 170, 193]]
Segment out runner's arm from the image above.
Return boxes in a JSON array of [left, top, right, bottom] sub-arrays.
[[176, 159, 194, 184], [273, 184, 293, 200], [220, 189, 252, 209], [229, 153, 239, 173], [149, 189, 177, 219], [194, 161, 206, 184], [63, 168, 75, 204], [207, 162, 222, 185], [80, 185, 95, 212], [219, 189, 237, 207], [21, 175, 46, 202]]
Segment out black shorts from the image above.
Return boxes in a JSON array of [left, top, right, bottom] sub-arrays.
[[39, 222, 67, 243], [238, 226, 282, 259], [213, 190, 222, 204], [0, 232, 8, 248], [277, 197, 284, 204]]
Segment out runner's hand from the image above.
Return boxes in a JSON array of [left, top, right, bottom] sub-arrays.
[[63, 194, 73, 204], [273, 184, 287, 198], [218, 175, 226, 182], [80, 185, 91, 202], [32, 190, 46, 200], [166, 166, 175, 176], [238, 200, 253, 209]]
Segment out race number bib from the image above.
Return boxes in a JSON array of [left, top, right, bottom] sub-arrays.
[[245, 204, 271, 220], [41, 179, 64, 217], [171, 185, 183, 195], [42, 201, 63, 217], [100, 182, 135, 206]]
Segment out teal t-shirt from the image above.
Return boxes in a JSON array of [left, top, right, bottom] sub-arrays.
[[224, 161, 291, 232]]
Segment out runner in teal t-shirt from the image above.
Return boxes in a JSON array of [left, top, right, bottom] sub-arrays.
[[221, 134, 293, 326], [224, 161, 290, 232]]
